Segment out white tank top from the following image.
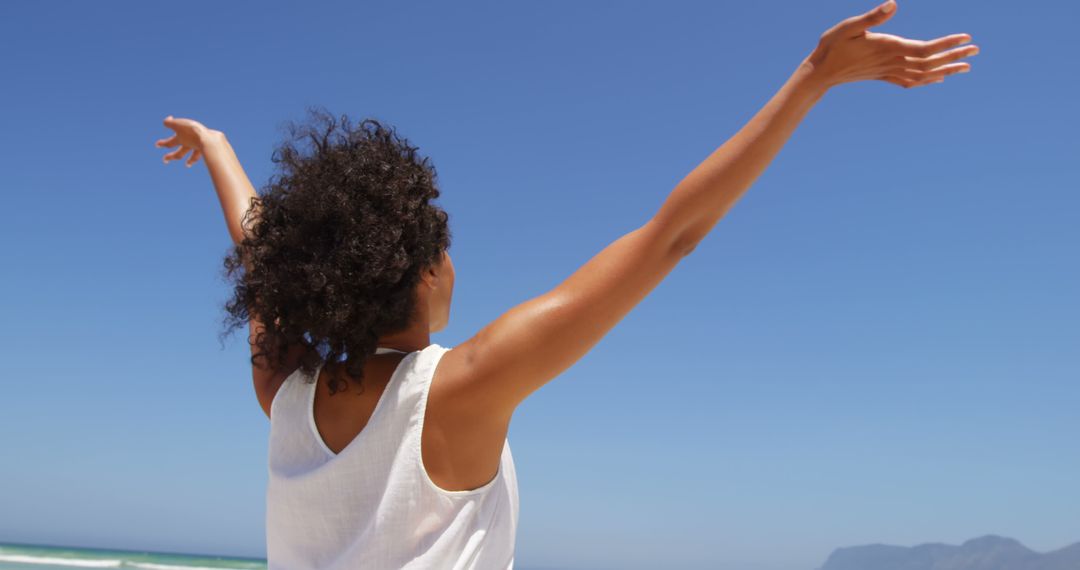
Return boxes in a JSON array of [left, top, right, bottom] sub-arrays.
[[266, 343, 519, 569]]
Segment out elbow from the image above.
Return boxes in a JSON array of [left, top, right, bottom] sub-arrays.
[[644, 217, 703, 259], [671, 231, 703, 257]]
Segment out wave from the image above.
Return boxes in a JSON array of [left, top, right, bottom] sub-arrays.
[[0, 553, 123, 567]]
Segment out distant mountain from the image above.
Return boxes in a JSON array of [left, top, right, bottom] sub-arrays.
[[818, 534, 1080, 570]]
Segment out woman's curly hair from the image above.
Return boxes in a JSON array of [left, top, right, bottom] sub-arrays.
[[219, 106, 452, 396]]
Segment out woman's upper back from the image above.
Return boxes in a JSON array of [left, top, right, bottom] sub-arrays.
[[266, 343, 519, 570]]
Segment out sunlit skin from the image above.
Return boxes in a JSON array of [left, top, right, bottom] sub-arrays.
[[805, 0, 977, 90], [157, 0, 977, 492]]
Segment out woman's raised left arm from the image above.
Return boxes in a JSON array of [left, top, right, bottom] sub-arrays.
[[156, 116, 302, 419], [157, 117, 257, 249]]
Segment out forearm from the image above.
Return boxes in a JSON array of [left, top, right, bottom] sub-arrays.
[[654, 58, 829, 253], [200, 131, 261, 247], [199, 131, 268, 340]]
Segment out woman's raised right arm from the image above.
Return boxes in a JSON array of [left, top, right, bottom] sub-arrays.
[[661, 0, 975, 253], [655, 57, 828, 257], [435, 0, 977, 427]]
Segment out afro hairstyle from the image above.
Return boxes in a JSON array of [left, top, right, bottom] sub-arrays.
[[219, 105, 452, 396]]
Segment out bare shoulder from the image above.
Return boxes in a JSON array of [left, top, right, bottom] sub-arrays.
[[257, 366, 296, 420], [255, 342, 308, 420], [422, 343, 510, 492], [427, 220, 686, 427], [428, 342, 512, 428]]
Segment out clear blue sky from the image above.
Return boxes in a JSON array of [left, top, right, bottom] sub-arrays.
[[1, 1, 1076, 569]]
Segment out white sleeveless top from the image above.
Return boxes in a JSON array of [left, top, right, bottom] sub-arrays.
[[266, 343, 519, 569]]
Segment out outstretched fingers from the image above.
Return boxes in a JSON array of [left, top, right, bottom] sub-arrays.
[[185, 149, 203, 167], [163, 145, 193, 164], [881, 63, 969, 88], [876, 33, 978, 88], [156, 134, 180, 148], [898, 43, 979, 72], [872, 32, 974, 58]]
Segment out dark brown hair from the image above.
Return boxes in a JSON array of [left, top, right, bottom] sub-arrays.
[[219, 106, 452, 395]]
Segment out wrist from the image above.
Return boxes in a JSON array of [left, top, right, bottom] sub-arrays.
[[791, 57, 832, 101], [199, 128, 228, 152]]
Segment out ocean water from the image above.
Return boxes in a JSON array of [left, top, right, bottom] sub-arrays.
[[0, 542, 570, 570], [0, 542, 267, 570]]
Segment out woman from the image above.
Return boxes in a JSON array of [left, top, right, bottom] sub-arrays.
[[156, 1, 977, 568]]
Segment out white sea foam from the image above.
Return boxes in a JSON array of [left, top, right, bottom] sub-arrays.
[[0, 553, 123, 567], [130, 563, 248, 570]]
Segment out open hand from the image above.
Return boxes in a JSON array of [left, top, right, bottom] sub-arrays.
[[156, 115, 219, 167], [805, 0, 979, 89]]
